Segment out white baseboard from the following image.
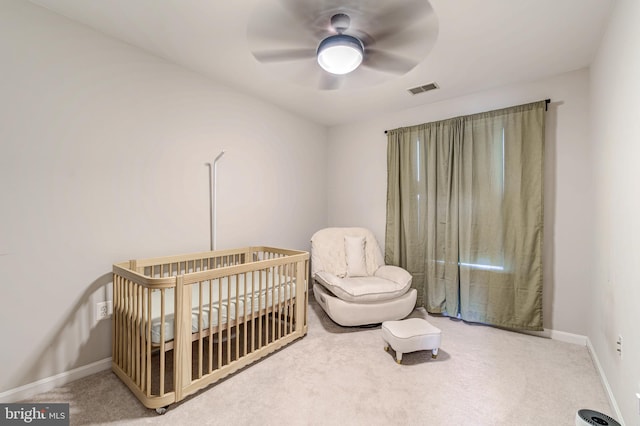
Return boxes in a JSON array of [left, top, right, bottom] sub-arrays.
[[522, 327, 588, 346], [548, 328, 588, 346], [586, 338, 625, 425], [0, 357, 112, 403]]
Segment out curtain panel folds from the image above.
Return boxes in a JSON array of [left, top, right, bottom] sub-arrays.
[[385, 100, 545, 330]]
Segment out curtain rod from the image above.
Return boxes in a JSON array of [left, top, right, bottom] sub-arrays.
[[383, 98, 551, 134]]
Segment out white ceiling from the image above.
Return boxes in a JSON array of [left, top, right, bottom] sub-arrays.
[[30, 0, 614, 126]]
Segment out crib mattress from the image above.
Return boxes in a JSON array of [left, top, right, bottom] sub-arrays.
[[148, 271, 296, 344]]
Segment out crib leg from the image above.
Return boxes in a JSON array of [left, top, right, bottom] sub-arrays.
[[155, 406, 168, 415]]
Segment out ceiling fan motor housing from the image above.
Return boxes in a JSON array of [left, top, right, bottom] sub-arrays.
[[331, 13, 351, 33]]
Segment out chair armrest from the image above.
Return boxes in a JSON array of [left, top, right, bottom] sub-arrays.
[[374, 265, 412, 287], [314, 271, 344, 292]]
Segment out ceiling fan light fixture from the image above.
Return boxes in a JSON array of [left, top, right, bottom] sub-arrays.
[[317, 34, 364, 75]]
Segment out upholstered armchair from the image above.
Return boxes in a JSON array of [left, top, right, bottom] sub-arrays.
[[310, 227, 417, 326]]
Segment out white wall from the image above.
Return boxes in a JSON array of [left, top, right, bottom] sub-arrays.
[[3, 1, 635, 421], [0, 0, 327, 394], [327, 69, 595, 336], [589, 0, 640, 423]]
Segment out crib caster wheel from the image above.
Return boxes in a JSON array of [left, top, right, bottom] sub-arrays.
[[384, 345, 389, 352], [396, 359, 402, 365], [155, 406, 168, 415]]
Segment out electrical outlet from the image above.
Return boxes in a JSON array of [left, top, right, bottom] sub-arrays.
[[636, 393, 640, 416], [616, 335, 622, 358], [96, 301, 113, 321]]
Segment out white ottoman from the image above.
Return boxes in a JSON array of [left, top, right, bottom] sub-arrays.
[[381, 318, 441, 364]]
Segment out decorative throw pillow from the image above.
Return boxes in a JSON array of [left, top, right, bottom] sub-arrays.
[[344, 235, 368, 277]]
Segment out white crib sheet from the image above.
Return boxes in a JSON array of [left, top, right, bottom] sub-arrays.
[[147, 271, 297, 344]]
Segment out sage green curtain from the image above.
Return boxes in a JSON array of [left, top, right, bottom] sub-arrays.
[[385, 101, 545, 330]]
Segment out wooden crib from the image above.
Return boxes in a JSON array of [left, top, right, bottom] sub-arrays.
[[112, 246, 309, 412]]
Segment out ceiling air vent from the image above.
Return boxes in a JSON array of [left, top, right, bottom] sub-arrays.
[[408, 82, 439, 95]]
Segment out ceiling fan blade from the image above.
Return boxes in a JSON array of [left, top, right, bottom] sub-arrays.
[[276, 0, 342, 35], [367, 25, 434, 52], [252, 48, 316, 63], [318, 72, 344, 91], [247, 0, 319, 48], [368, 0, 435, 40], [362, 49, 419, 75]]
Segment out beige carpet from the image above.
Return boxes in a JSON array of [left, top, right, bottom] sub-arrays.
[[26, 296, 614, 425]]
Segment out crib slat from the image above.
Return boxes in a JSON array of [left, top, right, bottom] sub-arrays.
[[122, 282, 127, 375], [159, 289, 165, 397], [243, 272, 248, 357], [217, 277, 223, 369], [290, 262, 295, 333], [270, 266, 276, 344], [258, 269, 264, 349], [134, 285, 141, 387], [288, 263, 294, 334], [224, 279, 231, 365], [283, 263, 290, 336], [142, 287, 149, 395], [295, 259, 305, 333], [235, 274, 240, 361], [127, 283, 134, 377], [263, 268, 269, 347], [208, 279, 213, 374], [277, 264, 283, 340], [198, 281, 203, 379], [253, 271, 258, 351], [285, 263, 290, 334]]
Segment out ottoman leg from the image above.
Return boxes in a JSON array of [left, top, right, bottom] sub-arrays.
[[431, 348, 439, 359], [396, 352, 403, 364]]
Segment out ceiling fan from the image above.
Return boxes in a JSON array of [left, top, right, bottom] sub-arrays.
[[247, 0, 439, 90]]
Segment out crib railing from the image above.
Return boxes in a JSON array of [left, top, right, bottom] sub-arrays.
[[112, 247, 309, 410]]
